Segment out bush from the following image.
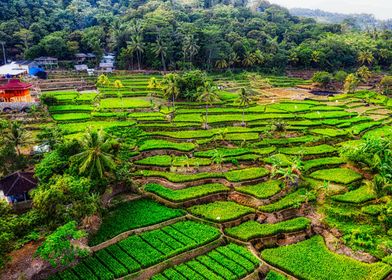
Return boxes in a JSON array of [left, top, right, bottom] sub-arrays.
[[379, 76, 392, 95], [312, 71, 333, 89]]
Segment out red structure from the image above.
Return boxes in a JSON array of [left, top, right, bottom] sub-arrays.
[[0, 79, 33, 102]]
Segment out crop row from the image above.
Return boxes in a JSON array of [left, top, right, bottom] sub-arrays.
[[151, 243, 260, 280]]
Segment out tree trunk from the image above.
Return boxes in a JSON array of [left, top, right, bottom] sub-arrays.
[[161, 53, 166, 72], [242, 109, 245, 127], [205, 104, 209, 130], [172, 94, 175, 108]]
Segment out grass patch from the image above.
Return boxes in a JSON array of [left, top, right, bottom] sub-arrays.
[[52, 113, 91, 121], [303, 157, 346, 172], [144, 183, 229, 202], [135, 155, 211, 166], [332, 184, 377, 203], [188, 201, 254, 222], [279, 144, 336, 155], [310, 128, 348, 137], [225, 217, 311, 241], [138, 139, 195, 152], [310, 168, 362, 184], [261, 235, 392, 280], [259, 188, 316, 213], [100, 97, 150, 109], [89, 198, 185, 246], [235, 180, 282, 199]]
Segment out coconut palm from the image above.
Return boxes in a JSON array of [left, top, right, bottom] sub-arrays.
[[356, 66, 372, 83], [127, 35, 144, 70], [237, 87, 255, 126], [182, 35, 199, 66], [4, 121, 30, 156], [215, 59, 228, 70], [228, 52, 240, 69], [358, 50, 374, 66], [160, 73, 180, 108], [71, 129, 117, 178], [96, 74, 110, 87], [242, 52, 255, 67], [197, 81, 220, 129], [152, 36, 168, 71], [147, 77, 159, 93]]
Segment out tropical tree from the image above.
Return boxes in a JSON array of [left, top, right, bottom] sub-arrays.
[[4, 121, 30, 156], [228, 52, 240, 69], [242, 52, 255, 68], [152, 36, 168, 71], [35, 221, 88, 267], [358, 50, 374, 66], [147, 77, 159, 94], [71, 129, 117, 178], [237, 88, 255, 126], [182, 35, 199, 66], [127, 35, 144, 70], [344, 74, 360, 93], [379, 76, 392, 95], [160, 73, 180, 108], [113, 80, 124, 96], [197, 81, 220, 129], [356, 66, 372, 83], [215, 59, 228, 70], [96, 74, 110, 87]]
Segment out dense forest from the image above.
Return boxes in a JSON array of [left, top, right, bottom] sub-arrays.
[[0, 0, 391, 72]]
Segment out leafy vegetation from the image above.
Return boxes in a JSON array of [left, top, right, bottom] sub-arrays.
[[188, 201, 255, 222]]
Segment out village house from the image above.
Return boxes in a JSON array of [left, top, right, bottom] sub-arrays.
[[0, 171, 37, 204], [34, 57, 58, 69], [0, 79, 33, 102]]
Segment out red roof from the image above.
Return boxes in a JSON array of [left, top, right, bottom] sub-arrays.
[[0, 79, 32, 90]]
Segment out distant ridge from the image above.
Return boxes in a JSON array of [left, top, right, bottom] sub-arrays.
[[289, 7, 392, 30]]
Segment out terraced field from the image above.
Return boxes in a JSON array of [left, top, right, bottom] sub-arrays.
[[46, 73, 392, 280]]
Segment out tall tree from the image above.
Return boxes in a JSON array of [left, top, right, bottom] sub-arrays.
[[4, 121, 30, 156], [71, 129, 117, 178], [152, 36, 168, 71], [237, 88, 255, 127], [127, 35, 144, 70], [197, 81, 220, 129], [160, 73, 180, 108]]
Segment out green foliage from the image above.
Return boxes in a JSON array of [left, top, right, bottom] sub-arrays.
[[310, 168, 362, 184], [35, 221, 87, 267], [225, 217, 311, 241], [235, 180, 282, 199], [332, 184, 377, 203], [138, 139, 195, 152], [188, 201, 255, 222], [144, 183, 229, 202], [259, 188, 316, 213], [265, 271, 289, 280], [152, 244, 259, 280], [89, 199, 184, 246], [312, 71, 333, 89], [379, 76, 392, 95], [261, 235, 392, 280], [31, 175, 99, 226]]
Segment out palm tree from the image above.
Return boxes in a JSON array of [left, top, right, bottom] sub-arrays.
[[242, 52, 255, 68], [182, 35, 199, 66], [211, 149, 224, 168], [358, 50, 374, 66], [127, 35, 144, 70], [237, 88, 255, 127], [152, 36, 168, 71], [356, 66, 372, 83], [160, 73, 180, 108], [147, 77, 159, 93], [228, 52, 240, 69], [215, 59, 228, 70], [197, 81, 220, 129], [71, 129, 117, 178], [4, 121, 30, 156], [96, 74, 110, 87]]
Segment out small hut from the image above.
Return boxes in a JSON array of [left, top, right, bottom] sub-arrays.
[[0, 171, 37, 204], [0, 79, 33, 102]]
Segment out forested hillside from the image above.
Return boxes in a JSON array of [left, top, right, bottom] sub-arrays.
[[0, 0, 391, 72]]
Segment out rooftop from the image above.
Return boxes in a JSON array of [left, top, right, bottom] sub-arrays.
[[0, 171, 37, 197]]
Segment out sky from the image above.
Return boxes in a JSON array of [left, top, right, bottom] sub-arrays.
[[269, 0, 392, 20]]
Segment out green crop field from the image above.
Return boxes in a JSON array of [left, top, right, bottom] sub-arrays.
[[13, 73, 392, 280]]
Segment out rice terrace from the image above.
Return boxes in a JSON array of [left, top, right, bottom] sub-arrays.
[[0, 1, 392, 280]]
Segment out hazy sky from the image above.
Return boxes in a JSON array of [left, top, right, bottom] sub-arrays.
[[269, 0, 391, 20]]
